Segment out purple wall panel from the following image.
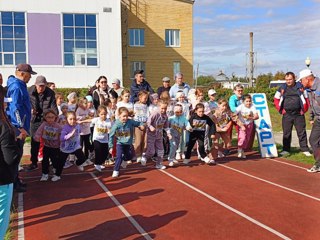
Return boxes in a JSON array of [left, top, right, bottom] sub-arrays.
[[27, 13, 62, 65]]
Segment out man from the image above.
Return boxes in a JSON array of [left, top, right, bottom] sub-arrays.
[[299, 69, 320, 172], [6, 63, 36, 192], [157, 76, 171, 97], [274, 72, 311, 157], [130, 70, 154, 104], [169, 72, 190, 99], [27, 75, 58, 171], [110, 78, 124, 96]]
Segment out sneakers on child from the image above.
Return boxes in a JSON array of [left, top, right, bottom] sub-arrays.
[[156, 164, 166, 170], [51, 175, 61, 182], [307, 165, 320, 173], [112, 170, 119, 178], [136, 157, 141, 163], [173, 159, 179, 164], [121, 161, 128, 169], [181, 154, 185, 159], [140, 156, 147, 166], [183, 159, 190, 164], [82, 159, 94, 167], [175, 153, 181, 160], [94, 164, 103, 172], [77, 164, 84, 172], [201, 156, 213, 164], [217, 151, 225, 158], [168, 161, 174, 167], [40, 174, 49, 181], [63, 161, 73, 169], [303, 151, 312, 157], [69, 154, 76, 162]]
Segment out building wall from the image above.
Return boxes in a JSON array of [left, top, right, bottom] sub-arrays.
[[121, 0, 194, 89], [0, 0, 122, 88]]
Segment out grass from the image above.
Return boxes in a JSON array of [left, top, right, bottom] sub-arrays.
[[4, 205, 18, 240]]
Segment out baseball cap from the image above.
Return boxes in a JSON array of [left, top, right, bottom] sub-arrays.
[[16, 63, 37, 75], [298, 69, 313, 81], [208, 89, 216, 96], [162, 77, 170, 82], [111, 78, 121, 85], [35, 75, 47, 86]]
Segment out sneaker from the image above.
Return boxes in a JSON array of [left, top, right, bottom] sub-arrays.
[[183, 159, 190, 164], [279, 150, 289, 156], [181, 154, 185, 159], [303, 151, 312, 157], [40, 174, 49, 181], [69, 154, 75, 162], [26, 164, 38, 172], [112, 170, 119, 178], [82, 159, 93, 167], [140, 156, 147, 166], [156, 164, 166, 170], [136, 157, 141, 163], [208, 159, 216, 165], [121, 161, 128, 169], [218, 151, 225, 158], [201, 156, 211, 164], [94, 164, 103, 172], [51, 175, 61, 182], [237, 149, 243, 158], [63, 161, 73, 169], [168, 161, 174, 167], [175, 153, 181, 160], [127, 160, 132, 164], [173, 159, 179, 164], [38, 156, 43, 162], [77, 164, 84, 172], [241, 152, 246, 159], [307, 165, 320, 173]]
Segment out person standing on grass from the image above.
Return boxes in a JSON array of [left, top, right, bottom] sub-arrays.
[[0, 85, 20, 239], [274, 71, 311, 157], [299, 69, 320, 173]]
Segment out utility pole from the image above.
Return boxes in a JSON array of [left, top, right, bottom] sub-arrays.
[[249, 32, 254, 87]]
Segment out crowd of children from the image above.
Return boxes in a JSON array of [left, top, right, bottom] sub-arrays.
[[33, 83, 259, 181]]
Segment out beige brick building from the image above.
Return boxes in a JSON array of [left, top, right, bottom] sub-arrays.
[[121, 0, 194, 89]]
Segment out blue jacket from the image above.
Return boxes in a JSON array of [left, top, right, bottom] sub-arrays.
[[130, 80, 154, 104], [6, 76, 31, 134]]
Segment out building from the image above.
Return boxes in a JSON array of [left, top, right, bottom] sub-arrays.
[[0, 0, 122, 88], [121, 0, 194, 88]]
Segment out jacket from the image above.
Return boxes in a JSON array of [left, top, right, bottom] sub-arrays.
[[6, 76, 32, 133], [130, 80, 154, 104]]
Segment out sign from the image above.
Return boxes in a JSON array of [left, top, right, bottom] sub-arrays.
[[251, 93, 278, 158]]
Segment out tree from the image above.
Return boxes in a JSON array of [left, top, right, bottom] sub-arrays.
[[256, 72, 273, 88], [273, 71, 286, 80], [196, 75, 216, 86]]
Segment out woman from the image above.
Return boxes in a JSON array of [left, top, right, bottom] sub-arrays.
[[0, 85, 20, 239], [93, 76, 110, 109]]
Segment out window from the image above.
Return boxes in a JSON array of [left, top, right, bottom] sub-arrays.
[[63, 13, 97, 66], [0, 12, 26, 65], [129, 29, 145, 47], [130, 61, 145, 78], [173, 61, 181, 77], [165, 29, 180, 47]]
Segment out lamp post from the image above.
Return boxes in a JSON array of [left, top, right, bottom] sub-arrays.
[[305, 57, 311, 68]]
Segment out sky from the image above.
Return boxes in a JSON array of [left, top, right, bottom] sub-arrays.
[[193, 0, 320, 78]]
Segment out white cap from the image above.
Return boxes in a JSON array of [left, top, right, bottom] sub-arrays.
[[111, 78, 121, 85], [208, 89, 216, 96], [298, 69, 313, 81]]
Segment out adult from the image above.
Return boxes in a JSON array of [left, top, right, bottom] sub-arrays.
[[93, 76, 110, 109], [6, 63, 36, 192], [88, 79, 99, 96], [110, 78, 124, 96], [169, 72, 190, 99], [130, 69, 154, 104], [47, 82, 56, 90], [0, 85, 20, 239], [157, 76, 171, 97], [274, 72, 311, 156], [27, 75, 58, 171], [299, 69, 320, 173], [0, 73, 3, 85]]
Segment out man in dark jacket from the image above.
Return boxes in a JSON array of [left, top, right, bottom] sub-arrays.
[[130, 70, 154, 104], [26, 75, 58, 171], [157, 76, 171, 97]]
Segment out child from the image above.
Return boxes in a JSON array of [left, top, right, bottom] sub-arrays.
[[211, 99, 233, 158], [236, 94, 259, 158], [109, 107, 145, 177], [184, 103, 216, 165], [58, 103, 68, 125], [58, 111, 87, 181], [86, 95, 96, 160], [168, 105, 192, 166], [67, 92, 78, 111], [33, 109, 62, 181], [133, 90, 149, 162], [144, 100, 171, 169], [117, 89, 134, 118], [148, 93, 159, 116], [207, 89, 218, 117], [55, 92, 65, 115]]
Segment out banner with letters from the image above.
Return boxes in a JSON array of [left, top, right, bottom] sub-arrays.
[[251, 93, 278, 158]]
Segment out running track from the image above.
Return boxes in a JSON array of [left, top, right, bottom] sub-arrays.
[[14, 152, 320, 240]]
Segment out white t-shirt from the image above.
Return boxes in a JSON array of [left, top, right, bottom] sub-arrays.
[[76, 108, 91, 135], [236, 104, 257, 125], [134, 103, 148, 123], [92, 117, 112, 143]]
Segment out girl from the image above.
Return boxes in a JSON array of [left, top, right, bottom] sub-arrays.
[[58, 103, 68, 125], [236, 94, 259, 158], [109, 107, 145, 177], [55, 92, 65, 115], [168, 104, 192, 166], [184, 103, 216, 165], [144, 100, 171, 169], [117, 89, 134, 118], [86, 95, 96, 160], [33, 109, 62, 181], [133, 90, 149, 162], [148, 93, 159, 116], [67, 92, 78, 111], [58, 111, 87, 181]]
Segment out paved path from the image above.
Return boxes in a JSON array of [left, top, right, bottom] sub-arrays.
[[273, 130, 311, 149]]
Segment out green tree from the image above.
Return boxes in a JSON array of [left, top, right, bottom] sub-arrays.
[[256, 72, 273, 88], [196, 75, 216, 86], [273, 71, 286, 80]]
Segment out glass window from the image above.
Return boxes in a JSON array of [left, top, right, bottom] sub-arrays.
[[0, 11, 26, 65], [63, 13, 97, 66], [130, 61, 145, 78], [165, 29, 180, 47], [173, 61, 181, 77], [128, 29, 145, 47]]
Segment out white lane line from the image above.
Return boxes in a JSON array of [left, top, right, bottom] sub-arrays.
[[89, 172, 153, 240], [17, 193, 25, 240], [160, 170, 291, 240], [218, 164, 320, 202], [267, 158, 308, 170]]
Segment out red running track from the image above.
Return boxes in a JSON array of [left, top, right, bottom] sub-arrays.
[[14, 153, 320, 240]]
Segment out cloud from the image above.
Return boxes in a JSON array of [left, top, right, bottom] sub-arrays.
[[215, 14, 253, 20], [194, 16, 214, 24]]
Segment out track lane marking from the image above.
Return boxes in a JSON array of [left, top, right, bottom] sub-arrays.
[[89, 172, 153, 240], [17, 193, 25, 240], [267, 158, 308, 170]]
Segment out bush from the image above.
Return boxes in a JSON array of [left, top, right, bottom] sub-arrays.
[[55, 88, 89, 99]]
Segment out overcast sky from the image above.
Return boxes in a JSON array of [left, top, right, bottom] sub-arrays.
[[193, 0, 320, 78]]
